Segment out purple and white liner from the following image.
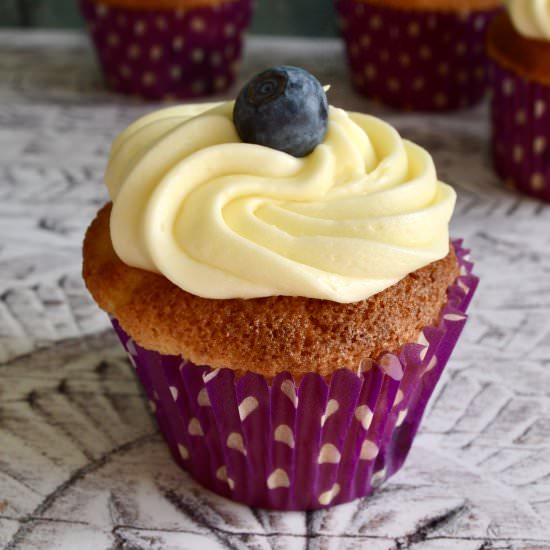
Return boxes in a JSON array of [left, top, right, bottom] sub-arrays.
[[334, 0, 501, 111], [489, 60, 550, 203], [112, 240, 478, 510], [79, 0, 253, 100]]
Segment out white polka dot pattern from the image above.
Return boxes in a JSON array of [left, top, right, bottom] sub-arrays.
[[354, 405, 373, 431], [190, 16, 205, 32], [238, 396, 259, 421], [321, 399, 339, 427], [274, 425, 295, 448], [531, 173, 545, 191], [202, 369, 220, 383], [359, 440, 379, 460], [280, 380, 298, 408], [335, 0, 499, 111], [216, 466, 235, 490], [513, 145, 524, 163], [134, 20, 147, 36], [396, 409, 408, 427], [489, 58, 550, 202], [227, 432, 247, 455], [170, 66, 182, 80], [197, 388, 211, 407], [172, 36, 184, 51], [80, 0, 253, 100], [318, 444, 341, 465], [110, 247, 477, 510], [378, 354, 403, 381], [533, 136, 547, 154], [267, 469, 290, 490], [457, 279, 470, 295], [515, 110, 527, 125], [425, 355, 438, 373], [394, 389, 404, 407], [535, 100, 546, 118], [178, 443, 189, 460], [319, 483, 341, 505], [417, 331, 429, 361], [96, 3, 108, 17], [150, 45, 163, 60], [142, 72, 155, 87], [188, 417, 204, 436], [191, 48, 205, 63], [444, 313, 467, 322]]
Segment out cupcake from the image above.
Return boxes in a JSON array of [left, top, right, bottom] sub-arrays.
[[79, 0, 253, 100], [83, 66, 478, 510], [487, 1, 550, 202], [334, 0, 503, 111]]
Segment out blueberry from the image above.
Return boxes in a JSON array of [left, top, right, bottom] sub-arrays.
[[233, 66, 328, 158]]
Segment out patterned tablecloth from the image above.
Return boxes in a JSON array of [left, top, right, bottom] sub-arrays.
[[0, 30, 549, 550]]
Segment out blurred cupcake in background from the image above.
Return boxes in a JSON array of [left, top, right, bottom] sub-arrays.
[[334, 0, 502, 111], [487, 0, 550, 202], [79, 0, 253, 100]]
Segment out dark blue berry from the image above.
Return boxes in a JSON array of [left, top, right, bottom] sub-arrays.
[[233, 66, 328, 158]]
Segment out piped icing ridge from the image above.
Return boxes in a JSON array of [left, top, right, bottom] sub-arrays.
[[508, 0, 550, 41], [106, 101, 455, 303]]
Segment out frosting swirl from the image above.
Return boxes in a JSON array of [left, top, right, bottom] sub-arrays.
[[507, 0, 550, 41], [106, 102, 455, 303]]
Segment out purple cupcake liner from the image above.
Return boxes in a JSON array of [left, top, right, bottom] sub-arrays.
[[334, 0, 501, 111], [111, 240, 478, 510], [489, 59, 550, 202], [79, 0, 253, 100]]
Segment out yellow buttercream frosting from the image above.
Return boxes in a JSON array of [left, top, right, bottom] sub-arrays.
[[507, 0, 550, 40], [105, 101, 455, 303]]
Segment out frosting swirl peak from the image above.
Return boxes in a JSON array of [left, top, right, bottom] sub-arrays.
[[507, 0, 550, 41], [106, 101, 455, 303]]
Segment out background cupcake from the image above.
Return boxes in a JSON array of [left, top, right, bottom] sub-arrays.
[[487, 0, 550, 202], [335, 0, 502, 111], [83, 67, 478, 509], [79, 0, 253, 100]]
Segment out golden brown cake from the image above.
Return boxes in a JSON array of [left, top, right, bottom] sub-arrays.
[[83, 85, 460, 378], [84, 203, 459, 378]]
